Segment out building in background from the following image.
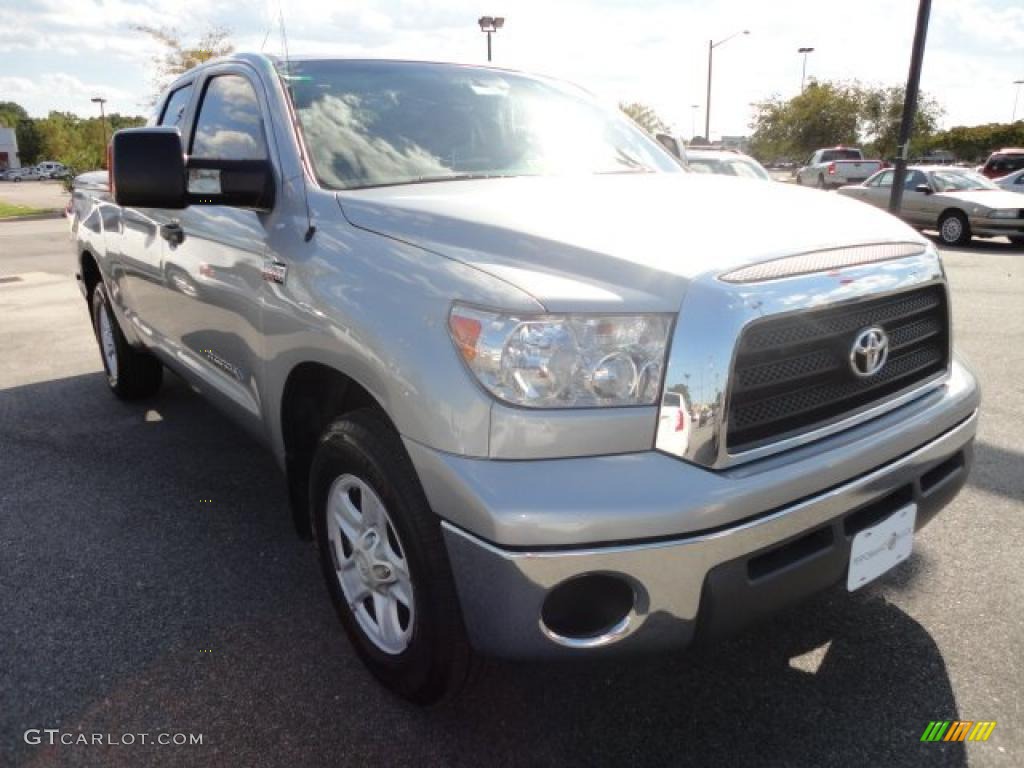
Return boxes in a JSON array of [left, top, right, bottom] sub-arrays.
[[0, 127, 20, 170]]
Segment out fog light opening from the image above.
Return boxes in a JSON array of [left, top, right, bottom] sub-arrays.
[[540, 572, 637, 648]]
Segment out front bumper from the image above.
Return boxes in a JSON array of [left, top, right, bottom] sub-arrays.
[[442, 412, 975, 657], [412, 361, 979, 659], [969, 218, 1024, 238]]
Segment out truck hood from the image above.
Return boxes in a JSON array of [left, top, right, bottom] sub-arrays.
[[336, 173, 924, 312]]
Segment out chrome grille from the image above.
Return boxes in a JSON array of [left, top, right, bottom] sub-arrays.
[[726, 285, 949, 451]]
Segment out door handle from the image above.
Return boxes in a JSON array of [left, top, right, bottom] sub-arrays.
[[161, 222, 185, 245]]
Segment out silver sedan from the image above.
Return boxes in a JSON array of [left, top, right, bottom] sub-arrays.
[[838, 166, 1024, 246]]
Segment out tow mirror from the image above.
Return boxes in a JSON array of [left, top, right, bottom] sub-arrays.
[[185, 157, 275, 210], [110, 127, 275, 211], [111, 128, 186, 209]]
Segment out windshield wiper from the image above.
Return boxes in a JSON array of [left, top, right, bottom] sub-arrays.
[[347, 173, 519, 190]]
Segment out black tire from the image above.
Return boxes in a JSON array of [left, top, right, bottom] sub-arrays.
[[1009, 236, 1024, 248], [938, 210, 971, 246], [310, 408, 473, 704], [90, 282, 163, 399], [795, 175, 803, 186]]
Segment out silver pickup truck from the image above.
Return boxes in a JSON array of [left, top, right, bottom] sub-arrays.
[[72, 54, 979, 704], [796, 146, 883, 189]]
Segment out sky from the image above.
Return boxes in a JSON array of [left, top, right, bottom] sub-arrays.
[[1, 0, 1022, 139]]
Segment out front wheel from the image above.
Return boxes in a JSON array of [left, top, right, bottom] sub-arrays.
[[310, 409, 473, 704], [91, 282, 163, 399], [938, 211, 971, 246]]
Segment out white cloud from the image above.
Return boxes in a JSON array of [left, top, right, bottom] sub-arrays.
[[1, 0, 1022, 135]]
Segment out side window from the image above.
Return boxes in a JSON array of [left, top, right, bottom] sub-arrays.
[[904, 170, 926, 190], [191, 75, 268, 160], [159, 84, 193, 128], [874, 171, 894, 188]]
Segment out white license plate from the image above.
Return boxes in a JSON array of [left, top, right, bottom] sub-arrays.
[[847, 504, 916, 591]]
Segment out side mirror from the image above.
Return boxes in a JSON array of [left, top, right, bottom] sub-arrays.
[[111, 128, 186, 209], [110, 127, 275, 211], [186, 157, 275, 210], [914, 183, 932, 195], [655, 133, 682, 160]]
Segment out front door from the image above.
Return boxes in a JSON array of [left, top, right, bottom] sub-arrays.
[[157, 68, 276, 426]]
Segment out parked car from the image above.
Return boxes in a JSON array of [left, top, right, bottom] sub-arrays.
[[796, 147, 883, 189], [979, 148, 1024, 179], [994, 167, 1024, 194], [73, 54, 979, 703], [838, 166, 1024, 246], [6, 167, 43, 182], [35, 160, 68, 179], [684, 149, 772, 181]]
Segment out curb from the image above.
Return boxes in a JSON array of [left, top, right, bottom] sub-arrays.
[[0, 210, 64, 222]]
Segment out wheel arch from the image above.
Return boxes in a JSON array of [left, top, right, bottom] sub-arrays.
[[279, 361, 392, 539]]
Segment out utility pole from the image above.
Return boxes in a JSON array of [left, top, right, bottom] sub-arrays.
[[889, 0, 931, 215], [91, 97, 108, 167]]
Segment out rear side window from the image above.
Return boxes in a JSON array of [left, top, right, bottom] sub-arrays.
[[191, 75, 268, 160], [159, 84, 193, 128], [821, 149, 862, 162]]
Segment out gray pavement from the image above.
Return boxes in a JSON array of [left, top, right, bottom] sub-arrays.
[[1, 218, 1021, 767], [0, 180, 70, 212]]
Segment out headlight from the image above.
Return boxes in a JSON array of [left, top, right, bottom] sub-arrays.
[[989, 209, 1018, 219], [449, 304, 672, 407]]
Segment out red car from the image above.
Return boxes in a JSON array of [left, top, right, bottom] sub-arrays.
[[980, 148, 1024, 179]]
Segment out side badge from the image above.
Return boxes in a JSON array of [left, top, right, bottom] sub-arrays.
[[261, 260, 288, 285]]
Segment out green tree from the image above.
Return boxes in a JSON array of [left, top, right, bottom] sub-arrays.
[[749, 80, 943, 163], [860, 85, 943, 159], [15, 119, 43, 165], [130, 24, 234, 103], [750, 81, 862, 162], [619, 102, 670, 135], [0, 101, 29, 129]]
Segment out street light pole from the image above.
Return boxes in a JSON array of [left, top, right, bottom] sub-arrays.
[[704, 30, 749, 143], [477, 16, 505, 62], [889, 0, 931, 215], [90, 97, 108, 166], [797, 47, 815, 92], [1013, 80, 1024, 123]]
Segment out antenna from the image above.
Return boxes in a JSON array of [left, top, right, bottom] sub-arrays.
[[277, 4, 316, 242]]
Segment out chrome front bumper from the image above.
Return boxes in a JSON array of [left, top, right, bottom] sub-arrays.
[[435, 392, 978, 658]]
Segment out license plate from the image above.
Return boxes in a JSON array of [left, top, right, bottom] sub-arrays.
[[847, 504, 916, 591]]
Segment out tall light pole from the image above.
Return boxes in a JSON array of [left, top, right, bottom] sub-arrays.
[[1013, 79, 1024, 123], [889, 0, 931, 215], [91, 97, 108, 167], [705, 30, 749, 143], [797, 47, 815, 93], [690, 104, 699, 140], [478, 16, 504, 62]]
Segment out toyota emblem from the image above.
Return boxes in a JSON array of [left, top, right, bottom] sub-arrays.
[[850, 327, 889, 378]]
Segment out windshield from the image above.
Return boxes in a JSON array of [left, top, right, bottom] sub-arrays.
[[930, 169, 1000, 192], [688, 156, 769, 180], [281, 60, 680, 190]]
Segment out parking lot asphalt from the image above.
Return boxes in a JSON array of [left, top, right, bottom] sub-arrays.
[[1, 218, 1021, 767]]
